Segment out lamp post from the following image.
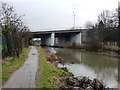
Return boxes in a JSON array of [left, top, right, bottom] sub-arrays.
[[73, 12, 75, 29]]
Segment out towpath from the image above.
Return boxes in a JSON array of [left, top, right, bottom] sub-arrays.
[[3, 46, 39, 88]]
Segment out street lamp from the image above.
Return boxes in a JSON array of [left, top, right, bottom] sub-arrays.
[[73, 12, 75, 29]]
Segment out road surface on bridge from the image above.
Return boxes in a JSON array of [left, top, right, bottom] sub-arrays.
[[3, 46, 39, 88]]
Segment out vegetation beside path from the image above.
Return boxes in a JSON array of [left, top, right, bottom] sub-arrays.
[[2, 47, 30, 85], [35, 47, 71, 88]]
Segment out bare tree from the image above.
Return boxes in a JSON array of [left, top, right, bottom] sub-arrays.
[[84, 21, 101, 51], [94, 9, 119, 44], [98, 9, 118, 29], [0, 2, 31, 58], [85, 29, 100, 51]]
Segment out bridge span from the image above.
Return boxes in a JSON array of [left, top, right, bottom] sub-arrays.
[[31, 29, 87, 47]]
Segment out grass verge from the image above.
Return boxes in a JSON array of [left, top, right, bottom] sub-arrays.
[[2, 47, 30, 85], [35, 46, 71, 88]]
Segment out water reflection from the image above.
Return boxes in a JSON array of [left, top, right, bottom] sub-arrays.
[[45, 47, 118, 88]]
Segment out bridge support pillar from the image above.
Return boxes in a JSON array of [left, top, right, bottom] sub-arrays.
[[51, 33, 55, 46], [78, 32, 82, 45], [71, 32, 82, 45]]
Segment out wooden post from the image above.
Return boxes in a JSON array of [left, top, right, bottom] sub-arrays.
[[118, 2, 120, 89], [118, 2, 120, 51]]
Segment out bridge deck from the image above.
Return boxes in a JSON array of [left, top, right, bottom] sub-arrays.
[[31, 29, 87, 34]]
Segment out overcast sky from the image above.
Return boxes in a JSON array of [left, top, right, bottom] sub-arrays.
[[1, 0, 120, 31]]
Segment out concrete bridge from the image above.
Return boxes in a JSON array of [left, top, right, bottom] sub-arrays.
[[31, 29, 87, 47]]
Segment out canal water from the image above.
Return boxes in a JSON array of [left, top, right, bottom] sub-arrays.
[[45, 47, 119, 88]]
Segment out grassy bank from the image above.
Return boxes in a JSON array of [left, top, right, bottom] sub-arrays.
[[35, 47, 71, 88], [2, 47, 30, 85]]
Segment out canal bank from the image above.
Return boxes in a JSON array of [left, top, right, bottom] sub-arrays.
[[35, 47, 72, 88], [44, 46, 119, 88], [35, 46, 113, 89]]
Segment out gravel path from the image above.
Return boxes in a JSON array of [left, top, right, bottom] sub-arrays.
[[3, 46, 39, 88]]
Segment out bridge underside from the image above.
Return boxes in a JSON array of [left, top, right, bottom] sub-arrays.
[[32, 32, 82, 47]]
